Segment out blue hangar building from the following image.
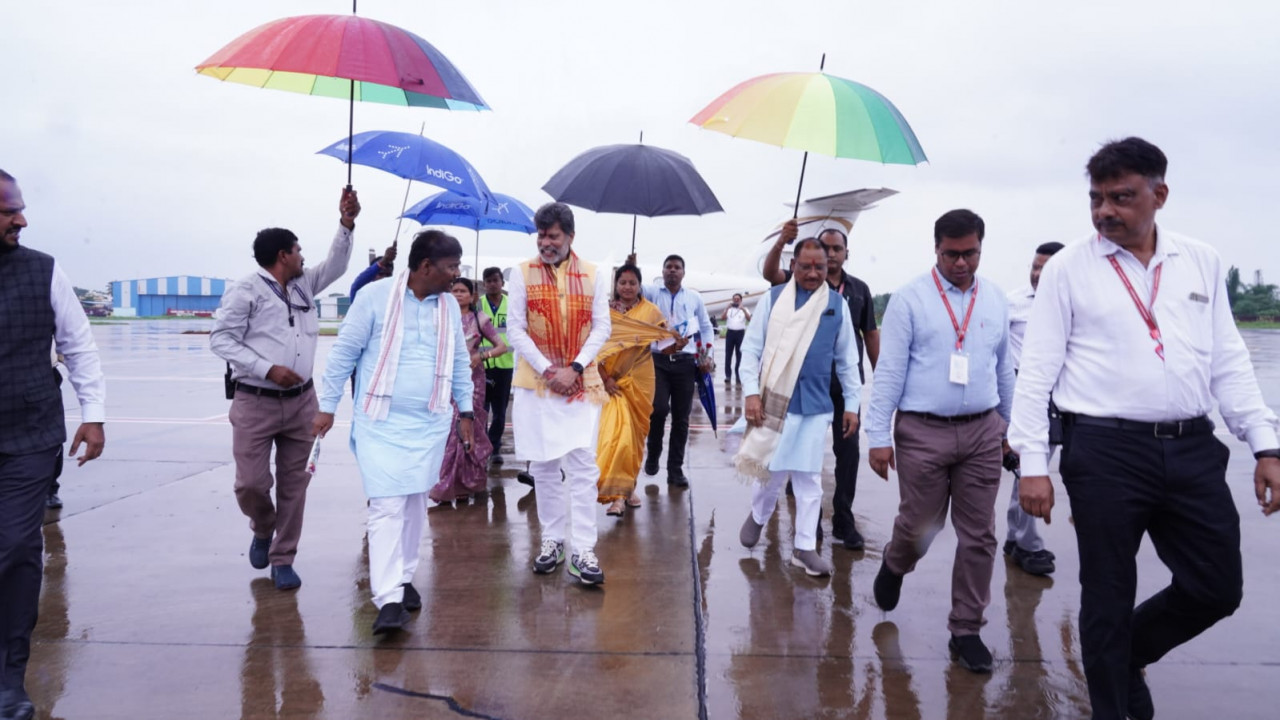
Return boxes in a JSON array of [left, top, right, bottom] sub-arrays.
[[110, 276, 235, 317]]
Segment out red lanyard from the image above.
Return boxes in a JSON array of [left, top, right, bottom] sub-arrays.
[[1107, 254, 1164, 361], [931, 269, 977, 351]]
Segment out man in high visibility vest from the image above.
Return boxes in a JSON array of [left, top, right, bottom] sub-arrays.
[[480, 266, 514, 465]]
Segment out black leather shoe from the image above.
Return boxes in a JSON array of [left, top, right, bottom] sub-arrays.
[[949, 634, 993, 673], [45, 494, 63, 510], [1003, 540, 1055, 562], [516, 471, 535, 487], [372, 602, 410, 635], [1128, 666, 1154, 720], [839, 526, 866, 551], [402, 583, 422, 612], [644, 459, 659, 476], [873, 560, 903, 611], [249, 536, 271, 570], [667, 472, 689, 488], [271, 564, 301, 591], [1008, 545, 1055, 575]]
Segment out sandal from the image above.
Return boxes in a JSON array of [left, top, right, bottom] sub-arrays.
[[625, 494, 642, 508], [606, 500, 625, 516]]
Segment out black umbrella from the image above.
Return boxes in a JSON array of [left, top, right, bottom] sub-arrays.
[[542, 134, 723, 253]]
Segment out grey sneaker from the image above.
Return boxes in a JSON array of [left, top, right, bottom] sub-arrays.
[[568, 550, 605, 585], [532, 539, 564, 574], [739, 513, 763, 548], [791, 549, 833, 576]]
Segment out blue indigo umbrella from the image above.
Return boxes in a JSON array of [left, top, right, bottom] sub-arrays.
[[402, 190, 535, 276], [317, 130, 492, 201], [693, 335, 718, 437], [541, 135, 723, 253]]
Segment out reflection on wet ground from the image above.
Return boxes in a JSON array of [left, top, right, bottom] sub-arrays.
[[27, 325, 1280, 718]]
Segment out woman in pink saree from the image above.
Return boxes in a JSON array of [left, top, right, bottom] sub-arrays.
[[431, 277, 509, 504]]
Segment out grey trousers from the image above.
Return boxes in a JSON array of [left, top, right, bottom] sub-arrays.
[[884, 410, 1005, 635], [229, 387, 317, 567]]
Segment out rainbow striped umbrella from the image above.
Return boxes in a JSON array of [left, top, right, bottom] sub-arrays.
[[196, 12, 488, 186], [690, 67, 925, 214]]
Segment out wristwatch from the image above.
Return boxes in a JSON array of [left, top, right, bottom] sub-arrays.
[[1256, 449, 1280, 461], [570, 361, 584, 374], [458, 411, 475, 420]]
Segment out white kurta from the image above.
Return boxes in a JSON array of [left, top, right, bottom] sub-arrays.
[[318, 281, 473, 498], [504, 261, 613, 462]]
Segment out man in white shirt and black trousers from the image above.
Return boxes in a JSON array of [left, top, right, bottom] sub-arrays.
[[1010, 137, 1280, 720]]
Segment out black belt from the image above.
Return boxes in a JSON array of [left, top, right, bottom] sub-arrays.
[[903, 409, 993, 424], [653, 352, 696, 362], [235, 378, 313, 399], [1069, 413, 1214, 439]]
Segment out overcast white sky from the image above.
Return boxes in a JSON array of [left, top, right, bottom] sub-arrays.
[[9, 0, 1279, 296]]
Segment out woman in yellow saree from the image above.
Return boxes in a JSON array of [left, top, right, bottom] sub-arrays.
[[596, 264, 675, 516]]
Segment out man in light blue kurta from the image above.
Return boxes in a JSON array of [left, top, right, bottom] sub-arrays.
[[315, 231, 472, 636], [736, 240, 861, 577]]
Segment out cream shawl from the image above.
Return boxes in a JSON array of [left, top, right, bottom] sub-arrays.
[[733, 280, 828, 480]]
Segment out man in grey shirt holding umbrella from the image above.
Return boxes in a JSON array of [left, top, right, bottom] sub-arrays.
[[211, 189, 360, 591]]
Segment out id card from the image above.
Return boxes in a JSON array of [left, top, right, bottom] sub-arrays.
[[949, 352, 969, 385]]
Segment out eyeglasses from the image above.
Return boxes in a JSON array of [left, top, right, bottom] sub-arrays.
[[939, 249, 981, 261]]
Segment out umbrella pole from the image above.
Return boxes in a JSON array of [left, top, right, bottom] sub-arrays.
[[346, 1, 357, 190], [346, 79, 354, 191], [789, 54, 825, 217], [792, 151, 809, 218], [389, 123, 426, 247], [633, 131, 643, 253], [475, 229, 481, 280]]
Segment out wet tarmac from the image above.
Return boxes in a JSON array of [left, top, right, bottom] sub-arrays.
[[28, 323, 1280, 719]]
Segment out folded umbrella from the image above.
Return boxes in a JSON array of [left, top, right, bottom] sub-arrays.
[[694, 336, 718, 437]]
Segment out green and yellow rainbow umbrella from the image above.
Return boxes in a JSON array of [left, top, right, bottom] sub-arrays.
[[690, 68, 926, 213]]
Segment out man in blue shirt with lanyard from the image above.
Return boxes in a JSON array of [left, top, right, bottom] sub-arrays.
[[643, 254, 715, 487], [866, 209, 1015, 675]]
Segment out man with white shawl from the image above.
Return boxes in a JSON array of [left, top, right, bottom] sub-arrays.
[[736, 239, 861, 577], [506, 203, 612, 585], [313, 230, 473, 635]]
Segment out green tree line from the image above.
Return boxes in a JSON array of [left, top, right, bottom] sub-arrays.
[[1227, 266, 1280, 319]]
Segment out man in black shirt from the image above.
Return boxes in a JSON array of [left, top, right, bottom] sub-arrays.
[[763, 220, 880, 549]]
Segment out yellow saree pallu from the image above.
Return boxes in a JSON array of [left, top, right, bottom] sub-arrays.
[[596, 299, 671, 502]]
